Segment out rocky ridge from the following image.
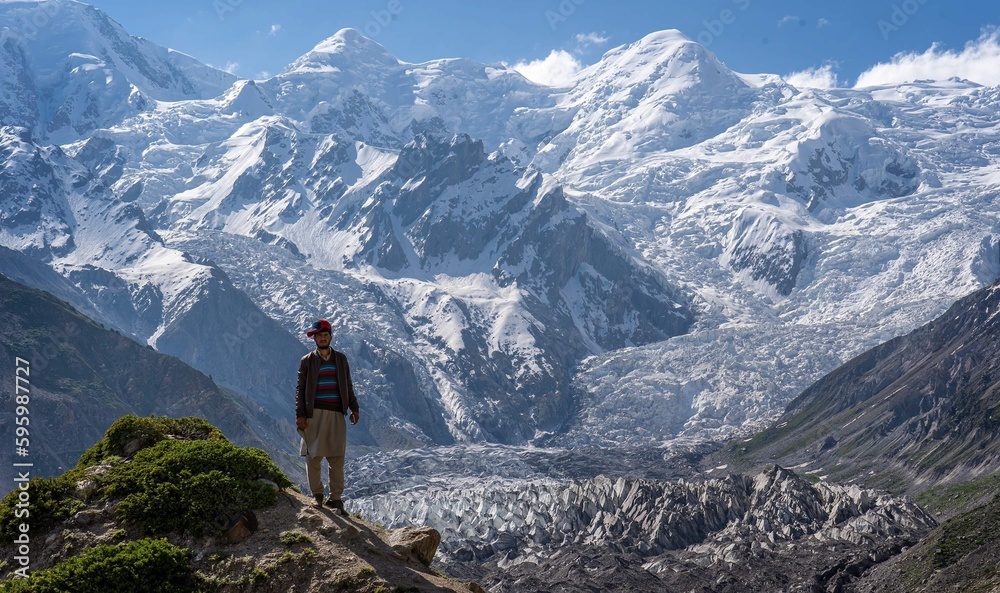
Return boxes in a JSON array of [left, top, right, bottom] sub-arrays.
[[3, 488, 476, 593]]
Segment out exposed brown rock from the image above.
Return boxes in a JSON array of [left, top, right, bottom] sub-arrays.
[[388, 526, 442, 566]]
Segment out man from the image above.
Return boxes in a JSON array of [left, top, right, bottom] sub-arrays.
[[296, 318, 360, 513]]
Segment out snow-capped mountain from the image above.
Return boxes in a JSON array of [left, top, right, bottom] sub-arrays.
[[0, 0, 234, 142], [2, 2, 1000, 457], [263, 27, 556, 151]]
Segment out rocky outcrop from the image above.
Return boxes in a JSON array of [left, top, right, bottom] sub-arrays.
[[780, 114, 922, 211], [0, 416, 472, 593], [388, 526, 442, 566], [723, 209, 807, 296]]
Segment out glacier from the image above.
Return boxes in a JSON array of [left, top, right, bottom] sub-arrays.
[[3, 4, 1000, 588]]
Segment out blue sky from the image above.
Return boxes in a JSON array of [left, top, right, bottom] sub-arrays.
[[86, 0, 999, 87]]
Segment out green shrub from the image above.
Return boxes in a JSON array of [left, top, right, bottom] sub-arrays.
[[0, 474, 84, 543], [0, 538, 198, 593], [2, 415, 291, 543], [102, 438, 291, 536], [77, 415, 225, 468]]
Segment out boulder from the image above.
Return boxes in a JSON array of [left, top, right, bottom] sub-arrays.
[[75, 478, 99, 501], [388, 526, 441, 566], [225, 510, 258, 544]]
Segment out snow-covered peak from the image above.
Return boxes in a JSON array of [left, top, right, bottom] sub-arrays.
[[531, 29, 759, 174], [0, 0, 235, 141], [218, 79, 273, 118], [0, 0, 234, 101], [576, 28, 746, 95], [283, 27, 400, 74]]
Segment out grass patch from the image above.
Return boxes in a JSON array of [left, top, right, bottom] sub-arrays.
[[931, 493, 1000, 569], [279, 530, 313, 545], [77, 415, 226, 468], [2, 415, 292, 543], [916, 471, 1000, 517], [0, 538, 199, 593]]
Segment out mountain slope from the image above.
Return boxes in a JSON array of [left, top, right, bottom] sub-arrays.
[[851, 478, 1000, 593], [728, 279, 1000, 492], [0, 273, 297, 483]]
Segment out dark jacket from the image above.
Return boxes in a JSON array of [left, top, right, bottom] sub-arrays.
[[295, 349, 359, 419]]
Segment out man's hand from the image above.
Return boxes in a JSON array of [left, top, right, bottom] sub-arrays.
[[349, 411, 359, 425], [296, 416, 307, 430]]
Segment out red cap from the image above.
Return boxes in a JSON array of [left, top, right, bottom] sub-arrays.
[[306, 319, 332, 337]]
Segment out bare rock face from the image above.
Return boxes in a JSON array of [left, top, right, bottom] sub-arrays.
[[388, 525, 442, 566]]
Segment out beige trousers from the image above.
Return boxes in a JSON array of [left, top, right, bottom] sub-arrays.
[[298, 408, 348, 499], [306, 455, 345, 500]]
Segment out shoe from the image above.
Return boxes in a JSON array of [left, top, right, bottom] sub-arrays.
[[325, 498, 346, 515], [313, 494, 324, 507]]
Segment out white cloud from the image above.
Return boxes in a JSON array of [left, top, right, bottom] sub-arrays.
[[255, 71, 271, 80], [223, 61, 240, 75], [511, 50, 583, 87], [785, 64, 840, 89], [856, 28, 1000, 87], [778, 15, 802, 27], [817, 18, 830, 29], [268, 24, 281, 36], [575, 32, 609, 48]]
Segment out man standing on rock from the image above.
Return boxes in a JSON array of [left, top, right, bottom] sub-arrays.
[[296, 318, 360, 513]]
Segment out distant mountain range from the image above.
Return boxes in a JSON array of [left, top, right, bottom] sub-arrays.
[[1, 0, 999, 454]]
